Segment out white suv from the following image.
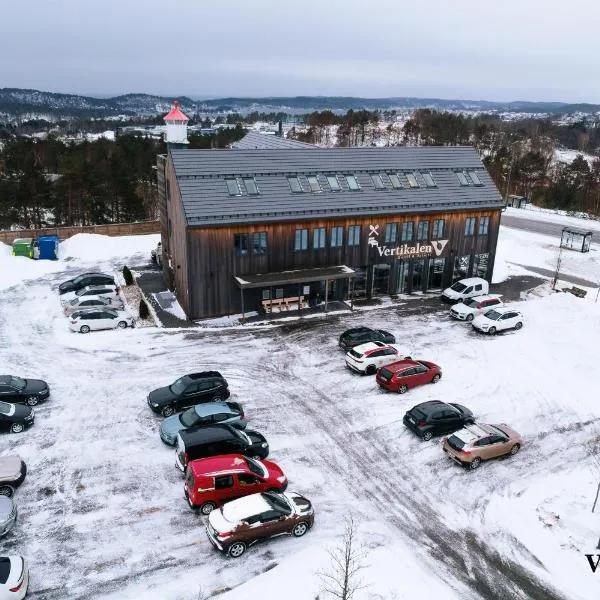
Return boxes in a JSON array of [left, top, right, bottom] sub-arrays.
[[69, 308, 134, 333], [472, 307, 523, 335], [450, 295, 503, 322], [345, 342, 412, 375]]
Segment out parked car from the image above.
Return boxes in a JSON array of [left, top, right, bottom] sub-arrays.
[[0, 555, 29, 599], [0, 375, 49, 407], [0, 497, 17, 538], [443, 423, 522, 470], [175, 424, 269, 472], [60, 284, 119, 306], [472, 307, 524, 335], [147, 372, 230, 418], [206, 491, 314, 557], [403, 401, 474, 441], [345, 342, 412, 375], [63, 294, 124, 316], [68, 308, 134, 333], [160, 401, 245, 445], [338, 327, 395, 351], [376, 359, 441, 394], [184, 454, 287, 514], [0, 403, 34, 434], [441, 277, 489, 304], [0, 457, 26, 498], [449, 295, 503, 321], [58, 272, 115, 295]]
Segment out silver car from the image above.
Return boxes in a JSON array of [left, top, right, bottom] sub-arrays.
[[0, 496, 17, 538], [63, 295, 124, 316]]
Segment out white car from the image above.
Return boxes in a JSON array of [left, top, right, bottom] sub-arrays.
[[63, 295, 124, 316], [68, 308, 134, 333], [60, 284, 119, 306], [0, 555, 28, 599], [449, 295, 503, 322], [472, 307, 523, 335], [345, 342, 412, 375]]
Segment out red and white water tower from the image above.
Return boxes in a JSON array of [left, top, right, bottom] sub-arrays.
[[163, 99, 189, 149]]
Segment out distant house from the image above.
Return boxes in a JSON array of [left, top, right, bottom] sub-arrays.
[[231, 130, 316, 150], [506, 194, 528, 208]]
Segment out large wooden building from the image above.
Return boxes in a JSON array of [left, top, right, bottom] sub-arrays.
[[156, 139, 504, 320]]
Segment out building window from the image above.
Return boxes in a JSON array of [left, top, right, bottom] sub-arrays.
[[454, 255, 471, 280], [432, 219, 445, 239], [288, 176, 304, 193], [226, 178, 241, 196], [294, 229, 308, 251], [401, 222, 413, 242], [327, 175, 341, 191], [234, 233, 248, 256], [275, 288, 284, 298], [406, 173, 420, 188], [469, 171, 483, 186], [242, 177, 259, 195], [313, 227, 326, 249], [478, 216, 490, 236], [345, 175, 360, 191], [422, 172, 436, 187], [348, 225, 361, 247], [331, 226, 344, 247], [371, 174, 385, 189], [262, 289, 271, 300], [456, 171, 470, 186], [384, 223, 397, 243], [388, 173, 402, 189], [416, 221, 429, 241], [252, 231, 267, 254], [306, 175, 321, 193], [465, 217, 476, 236]]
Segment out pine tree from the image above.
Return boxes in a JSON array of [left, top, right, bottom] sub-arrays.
[[122, 265, 134, 286]]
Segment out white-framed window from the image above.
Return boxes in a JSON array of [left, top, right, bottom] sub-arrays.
[[348, 225, 361, 247], [385, 223, 397, 243], [478, 216, 490, 235], [252, 232, 267, 254], [432, 219, 445, 239], [313, 227, 326, 249], [331, 226, 344, 247], [294, 229, 308, 251], [401, 222, 413, 242], [416, 221, 429, 241], [464, 217, 476, 236]]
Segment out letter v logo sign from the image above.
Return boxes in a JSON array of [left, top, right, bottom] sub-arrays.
[[586, 554, 600, 572], [431, 240, 449, 257]]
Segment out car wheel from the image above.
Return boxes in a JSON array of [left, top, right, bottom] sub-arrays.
[[212, 395, 223, 402], [488, 327, 497, 335], [228, 542, 247, 558], [509, 443, 521, 455], [365, 365, 376, 376], [431, 374, 441, 384], [292, 522, 309, 537], [26, 396, 39, 406], [398, 384, 408, 394], [80, 325, 90, 334], [466, 314, 474, 322], [0, 485, 14, 498], [10, 423, 24, 434], [117, 321, 128, 329], [422, 431, 434, 441], [468, 457, 482, 470], [514, 322, 523, 330], [200, 502, 216, 515], [161, 405, 175, 417]]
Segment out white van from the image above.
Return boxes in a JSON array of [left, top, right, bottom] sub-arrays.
[[441, 277, 489, 303]]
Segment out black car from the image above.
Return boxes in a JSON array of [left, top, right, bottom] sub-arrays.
[[403, 401, 474, 441], [175, 424, 269, 471], [0, 401, 35, 434], [147, 372, 230, 417], [58, 272, 115, 295], [338, 327, 395, 351], [0, 375, 50, 406]]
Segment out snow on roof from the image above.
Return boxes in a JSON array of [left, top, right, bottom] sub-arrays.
[[164, 100, 189, 122], [222, 493, 270, 522]]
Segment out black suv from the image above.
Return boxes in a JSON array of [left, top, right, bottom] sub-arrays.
[[338, 327, 395, 351], [403, 401, 474, 441], [0, 375, 50, 407], [58, 272, 115, 295], [147, 372, 230, 417], [175, 424, 269, 471], [0, 401, 35, 434]]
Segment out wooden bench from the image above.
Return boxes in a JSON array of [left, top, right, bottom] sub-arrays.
[[261, 296, 309, 313], [563, 286, 587, 298]]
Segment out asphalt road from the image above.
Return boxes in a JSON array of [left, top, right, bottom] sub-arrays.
[[501, 213, 597, 237]]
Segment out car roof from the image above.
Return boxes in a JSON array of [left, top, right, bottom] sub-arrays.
[[491, 306, 517, 314], [0, 376, 12, 384], [179, 424, 237, 445], [411, 400, 448, 414], [193, 402, 234, 417], [189, 454, 251, 476], [352, 341, 387, 354], [453, 423, 495, 443], [221, 492, 271, 522], [458, 277, 487, 285], [383, 359, 419, 372], [342, 327, 373, 337], [469, 294, 502, 302], [187, 371, 223, 380]]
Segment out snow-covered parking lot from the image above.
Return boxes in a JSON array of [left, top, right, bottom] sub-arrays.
[[0, 231, 599, 600]]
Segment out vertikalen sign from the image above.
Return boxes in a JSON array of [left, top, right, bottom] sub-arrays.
[[367, 225, 449, 258]]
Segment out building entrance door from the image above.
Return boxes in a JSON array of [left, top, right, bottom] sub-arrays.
[[395, 261, 410, 294], [371, 264, 391, 296], [412, 258, 426, 292], [427, 258, 445, 291]]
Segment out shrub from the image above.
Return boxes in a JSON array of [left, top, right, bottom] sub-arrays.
[[122, 265, 134, 286], [139, 298, 150, 320]]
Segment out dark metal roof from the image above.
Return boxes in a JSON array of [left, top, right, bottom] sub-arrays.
[[562, 226, 593, 236], [170, 146, 504, 226], [234, 265, 356, 289], [231, 130, 316, 150]]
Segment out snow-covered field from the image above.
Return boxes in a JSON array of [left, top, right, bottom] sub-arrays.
[[0, 227, 599, 600]]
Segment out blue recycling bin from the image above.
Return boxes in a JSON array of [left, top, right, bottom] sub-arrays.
[[37, 235, 59, 260]]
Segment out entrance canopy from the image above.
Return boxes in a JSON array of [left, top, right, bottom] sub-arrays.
[[234, 265, 356, 289]]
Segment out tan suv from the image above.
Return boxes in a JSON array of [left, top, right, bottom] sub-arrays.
[[442, 423, 521, 470]]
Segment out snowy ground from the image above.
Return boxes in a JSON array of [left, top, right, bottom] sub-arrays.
[[0, 228, 599, 600]]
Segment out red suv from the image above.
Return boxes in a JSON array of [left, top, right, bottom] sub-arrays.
[[376, 359, 441, 394], [184, 454, 288, 515]]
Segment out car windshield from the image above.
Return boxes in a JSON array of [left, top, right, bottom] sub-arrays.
[[69, 298, 81, 306], [245, 457, 267, 477], [179, 407, 200, 427], [264, 492, 291, 514], [9, 376, 26, 390], [379, 367, 393, 380], [349, 349, 363, 359], [233, 428, 252, 445], [484, 309, 502, 320], [450, 282, 467, 292], [447, 435, 465, 451], [0, 557, 10, 585], [169, 377, 188, 395], [0, 401, 15, 416], [491, 425, 509, 439], [462, 298, 478, 307]]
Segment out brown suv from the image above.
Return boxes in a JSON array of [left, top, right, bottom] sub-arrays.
[[442, 423, 521, 470], [206, 491, 314, 557]]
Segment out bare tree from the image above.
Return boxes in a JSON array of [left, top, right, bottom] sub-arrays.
[[318, 516, 367, 600]]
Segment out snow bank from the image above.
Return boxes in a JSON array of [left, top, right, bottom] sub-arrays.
[[59, 233, 159, 261]]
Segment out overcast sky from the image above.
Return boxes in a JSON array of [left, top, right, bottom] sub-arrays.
[[1, 0, 598, 102]]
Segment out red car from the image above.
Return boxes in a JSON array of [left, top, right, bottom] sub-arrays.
[[184, 454, 288, 515], [376, 359, 441, 394]]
